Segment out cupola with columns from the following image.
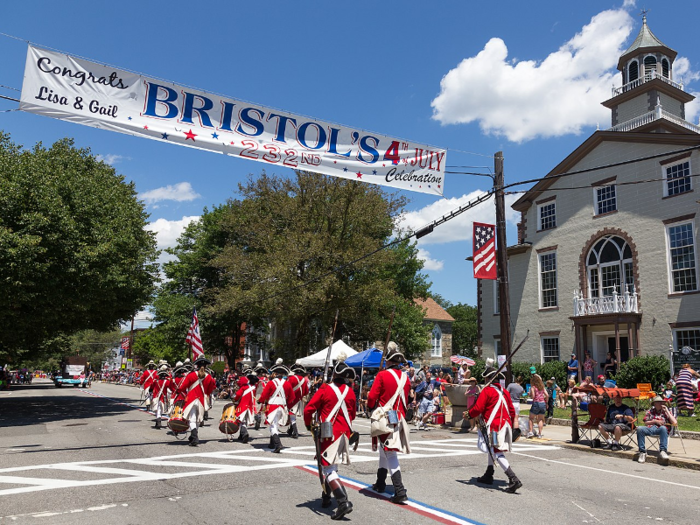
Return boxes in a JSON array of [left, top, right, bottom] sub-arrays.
[[602, 13, 699, 133]]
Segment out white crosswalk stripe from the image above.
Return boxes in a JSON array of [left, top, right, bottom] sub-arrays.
[[0, 438, 558, 497]]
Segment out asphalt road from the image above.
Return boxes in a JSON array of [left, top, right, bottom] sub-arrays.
[[1, 380, 698, 525]]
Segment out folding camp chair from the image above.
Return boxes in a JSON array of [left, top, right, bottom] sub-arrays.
[[577, 403, 607, 446], [620, 406, 638, 449]]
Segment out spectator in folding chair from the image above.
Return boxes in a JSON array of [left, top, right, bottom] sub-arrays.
[[637, 396, 677, 463], [598, 393, 634, 451]]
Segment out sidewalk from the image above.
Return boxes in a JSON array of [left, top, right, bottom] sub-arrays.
[[438, 407, 700, 471]]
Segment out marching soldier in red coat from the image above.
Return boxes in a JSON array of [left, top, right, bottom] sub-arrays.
[[367, 342, 411, 504], [150, 366, 175, 429], [258, 361, 294, 453], [304, 361, 357, 520], [253, 362, 268, 430], [140, 361, 158, 404], [233, 374, 258, 444], [177, 356, 216, 447], [468, 358, 522, 493], [287, 364, 311, 439], [170, 363, 188, 405]]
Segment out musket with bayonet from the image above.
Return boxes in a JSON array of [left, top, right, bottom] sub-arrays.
[[312, 309, 340, 493], [377, 305, 396, 371]]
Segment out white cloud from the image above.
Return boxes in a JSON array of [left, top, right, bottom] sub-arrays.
[[96, 154, 127, 165], [397, 190, 519, 246], [431, 8, 634, 142], [417, 248, 444, 271], [622, 0, 636, 7], [146, 216, 200, 264], [141, 182, 202, 204]]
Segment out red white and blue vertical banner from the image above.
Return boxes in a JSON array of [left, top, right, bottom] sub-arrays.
[[19, 45, 446, 196], [185, 309, 204, 360], [473, 222, 496, 280]]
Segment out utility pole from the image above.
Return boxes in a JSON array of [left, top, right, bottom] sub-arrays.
[[494, 151, 513, 385]]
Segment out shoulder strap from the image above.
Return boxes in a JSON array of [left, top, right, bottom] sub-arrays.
[[486, 385, 507, 429], [383, 370, 407, 411], [326, 383, 351, 424]]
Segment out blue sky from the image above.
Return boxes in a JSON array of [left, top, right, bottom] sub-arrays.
[[2, 1, 699, 326]]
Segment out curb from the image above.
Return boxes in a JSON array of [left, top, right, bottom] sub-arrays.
[[551, 440, 700, 471]]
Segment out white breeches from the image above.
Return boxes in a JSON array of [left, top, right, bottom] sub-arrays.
[[378, 447, 400, 475], [155, 401, 163, 420], [487, 451, 510, 472], [188, 405, 200, 431], [268, 409, 283, 436], [322, 464, 339, 483]]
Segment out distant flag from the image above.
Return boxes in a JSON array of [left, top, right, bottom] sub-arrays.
[[450, 355, 476, 366], [185, 308, 204, 360], [120, 337, 130, 351], [473, 222, 497, 280]]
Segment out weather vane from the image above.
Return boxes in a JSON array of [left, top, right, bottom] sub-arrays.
[[640, 7, 649, 21]]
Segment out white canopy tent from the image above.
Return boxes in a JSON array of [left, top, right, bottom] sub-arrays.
[[295, 340, 358, 368]]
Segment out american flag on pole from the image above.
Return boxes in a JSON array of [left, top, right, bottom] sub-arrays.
[[185, 308, 204, 360], [473, 222, 497, 280]]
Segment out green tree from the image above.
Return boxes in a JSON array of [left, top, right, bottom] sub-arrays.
[[0, 133, 159, 358], [446, 303, 478, 356]]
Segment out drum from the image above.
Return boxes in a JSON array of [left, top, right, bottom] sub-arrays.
[[219, 403, 240, 435], [168, 401, 189, 433]]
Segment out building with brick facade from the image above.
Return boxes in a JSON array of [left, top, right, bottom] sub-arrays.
[[478, 17, 700, 374]]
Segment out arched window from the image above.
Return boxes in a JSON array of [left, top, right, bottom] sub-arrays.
[[628, 60, 639, 82], [586, 236, 634, 298], [644, 56, 657, 77], [431, 324, 442, 358], [662, 58, 670, 78]]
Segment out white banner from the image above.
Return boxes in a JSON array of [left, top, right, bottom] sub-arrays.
[[20, 46, 446, 196]]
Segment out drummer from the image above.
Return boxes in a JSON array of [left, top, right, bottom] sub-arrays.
[[233, 374, 258, 444], [150, 365, 175, 430], [177, 356, 216, 447]]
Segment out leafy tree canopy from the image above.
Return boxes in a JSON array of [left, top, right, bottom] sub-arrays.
[[0, 132, 159, 359], [445, 303, 478, 356]]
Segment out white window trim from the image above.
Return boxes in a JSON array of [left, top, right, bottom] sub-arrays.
[[662, 159, 692, 198], [431, 324, 442, 358], [540, 336, 560, 364], [673, 327, 700, 352], [664, 219, 699, 293], [593, 184, 617, 216], [537, 201, 556, 231], [494, 339, 502, 361], [538, 251, 558, 308], [628, 58, 639, 82]]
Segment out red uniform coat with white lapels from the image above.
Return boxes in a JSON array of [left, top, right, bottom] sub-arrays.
[[468, 383, 516, 452], [178, 370, 216, 423], [149, 377, 175, 411], [170, 375, 188, 404], [367, 368, 412, 453], [304, 382, 357, 466], [233, 379, 257, 425], [140, 369, 157, 391], [287, 374, 310, 416], [258, 377, 295, 424]]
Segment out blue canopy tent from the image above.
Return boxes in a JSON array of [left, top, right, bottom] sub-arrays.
[[345, 348, 383, 368]]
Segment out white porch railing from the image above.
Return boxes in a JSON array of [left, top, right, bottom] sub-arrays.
[[608, 108, 700, 133], [573, 286, 639, 316], [612, 71, 684, 97]]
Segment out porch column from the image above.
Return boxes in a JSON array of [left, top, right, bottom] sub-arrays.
[[574, 324, 582, 383], [635, 322, 642, 356], [614, 321, 621, 371], [626, 321, 634, 357]]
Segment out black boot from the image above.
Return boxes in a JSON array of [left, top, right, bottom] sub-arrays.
[[272, 434, 283, 453], [477, 465, 494, 485], [189, 428, 199, 447], [504, 467, 522, 493], [330, 481, 353, 520], [291, 423, 299, 439], [372, 468, 388, 493], [239, 426, 251, 444], [321, 481, 332, 508], [268, 436, 275, 449], [254, 414, 261, 431], [154, 418, 162, 429], [287, 424, 293, 436], [390, 471, 408, 504]]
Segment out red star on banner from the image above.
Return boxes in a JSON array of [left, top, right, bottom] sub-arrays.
[[184, 129, 197, 141], [230, 141, 235, 145], [356, 172, 363, 179], [143, 125, 149, 130]]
